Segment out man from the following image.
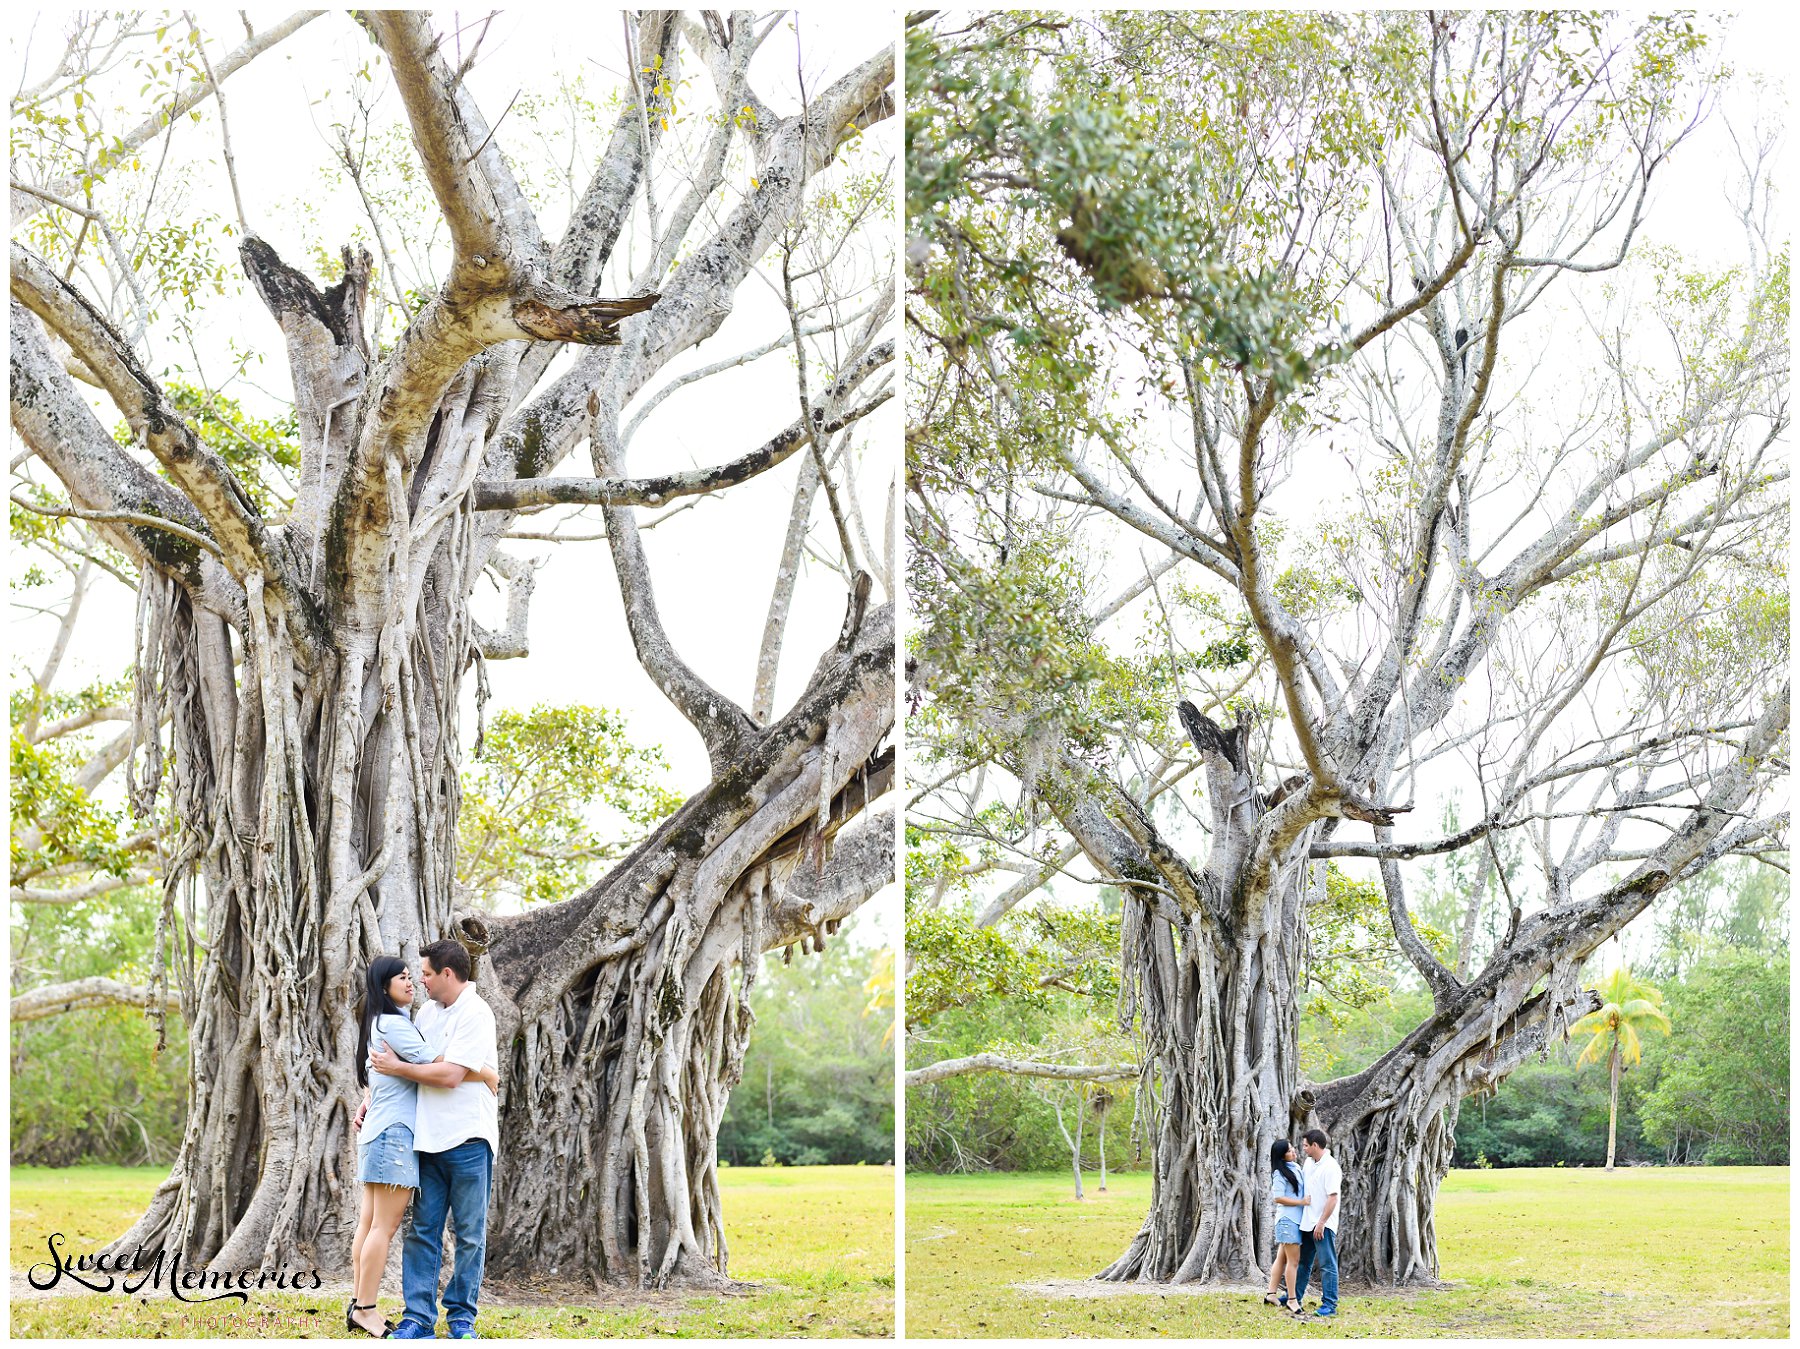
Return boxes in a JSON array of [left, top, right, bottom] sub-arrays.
[[1292, 1127, 1342, 1321], [370, 939, 499, 1340]]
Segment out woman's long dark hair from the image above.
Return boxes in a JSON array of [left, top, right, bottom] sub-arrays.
[[1270, 1138, 1301, 1195], [356, 956, 410, 1089]]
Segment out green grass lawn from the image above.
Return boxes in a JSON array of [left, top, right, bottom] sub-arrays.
[[905, 1167, 1789, 1338], [11, 1163, 894, 1338]]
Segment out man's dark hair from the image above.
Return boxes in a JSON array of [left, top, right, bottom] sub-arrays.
[[420, 938, 472, 982], [1302, 1128, 1329, 1149]]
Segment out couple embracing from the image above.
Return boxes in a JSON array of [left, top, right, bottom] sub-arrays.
[[1264, 1128, 1342, 1321], [348, 940, 500, 1339]]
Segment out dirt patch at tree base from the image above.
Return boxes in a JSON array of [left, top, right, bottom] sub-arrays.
[[1011, 1277, 1457, 1300], [481, 1272, 760, 1308]]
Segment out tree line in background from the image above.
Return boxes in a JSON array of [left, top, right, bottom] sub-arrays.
[[906, 855, 1787, 1177], [717, 929, 895, 1168]]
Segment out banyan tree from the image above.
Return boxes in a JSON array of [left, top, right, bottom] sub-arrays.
[[11, 10, 895, 1288], [906, 9, 1786, 1287]]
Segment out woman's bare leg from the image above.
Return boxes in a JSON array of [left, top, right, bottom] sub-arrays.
[[1281, 1243, 1299, 1302], [350, 1185, 375, 1306], [352, 1184, 412, 1335]]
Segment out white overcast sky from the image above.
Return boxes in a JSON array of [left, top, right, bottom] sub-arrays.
[[7, 8, 898, 947]]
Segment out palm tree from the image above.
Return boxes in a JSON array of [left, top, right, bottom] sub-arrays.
[[1572, 968, 1673, 1171]]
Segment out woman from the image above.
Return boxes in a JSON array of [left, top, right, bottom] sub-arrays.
[[1263, 1137, 1308, 1317], [347, 957, 497, 1338]]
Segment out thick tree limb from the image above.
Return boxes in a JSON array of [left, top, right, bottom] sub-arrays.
[[607, 43, 895, 404], [469, 551, 542, 660], [239, 236, 373, 550], [365, 14, 657, 345], [905, 1054, 1138, 1088], [483, 39, 894, 508], [9, 301, 245, 620], [362, 11, 542, 268], [12, 245, 274, 576], [10, 976, 182, 1023], [765, 807, 896, 950], [486, 603, 894, 1020]]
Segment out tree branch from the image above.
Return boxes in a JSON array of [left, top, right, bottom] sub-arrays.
[[11, 870, 159, 906], [12, 243, 281, 587], [10, 976, 182, 1023], [905, 1054, 1138, 1088], [765, 807, 896, 949], [469, 551, 542, 660], [361, 11, 541, 268], [589, 400, 757, 772], [473, 347, 892, 512], [14, 11, 325, 227], [9, 300, 245, 619], [27, 704, 133, 744]]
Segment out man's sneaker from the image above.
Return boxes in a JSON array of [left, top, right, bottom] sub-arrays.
[[388, 1320, 436, 1340], [1312, 1308, 1337, 1320], [448, 1321, 478, 1340]]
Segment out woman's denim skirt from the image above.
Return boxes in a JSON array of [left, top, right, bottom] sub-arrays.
[[358, 1122, 419, 1188], [1274, 1215, 1302, 1245]]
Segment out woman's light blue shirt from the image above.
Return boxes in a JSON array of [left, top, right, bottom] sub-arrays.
[[362, 1011, 433, 1142], [1270, 1168, 1304, 1224]]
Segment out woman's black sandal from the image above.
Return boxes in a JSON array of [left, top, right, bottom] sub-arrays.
[[1262, 1292, 1283, 1307], [347, 1303, 392, 1337]]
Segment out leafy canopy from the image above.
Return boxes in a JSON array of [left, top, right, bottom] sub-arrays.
[[454, 704, 681, 908]]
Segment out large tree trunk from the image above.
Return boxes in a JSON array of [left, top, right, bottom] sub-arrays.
[[479, 612, 894, 1288], [111, 557, 468, 1275], [1066, 696, 1768, 1290], [1096, 891, 1305, 1282], [1060, 710, 1307, 1285], [109, 562, 892, 1287]]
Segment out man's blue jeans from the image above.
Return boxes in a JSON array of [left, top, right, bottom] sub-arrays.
[[1295, 1226, 1339, 1314], [401, 1139, 492, 1331]]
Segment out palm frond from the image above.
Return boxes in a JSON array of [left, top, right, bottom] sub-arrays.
[[1618, 1021, 1645, 1065]]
